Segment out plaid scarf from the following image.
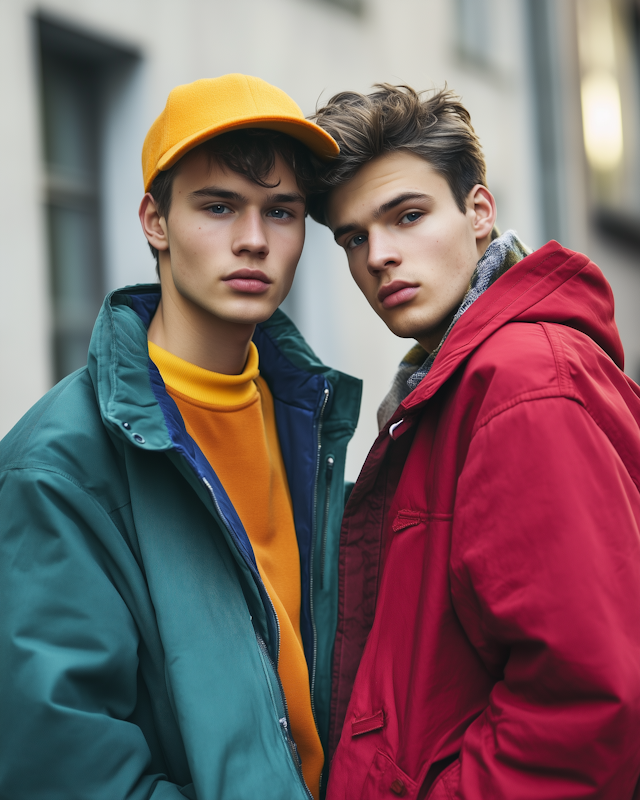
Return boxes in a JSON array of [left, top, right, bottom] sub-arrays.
[[377, 229, 531, 431]]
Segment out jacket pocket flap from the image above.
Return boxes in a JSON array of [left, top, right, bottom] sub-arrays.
[[392, 510, 427, 533], [351, 710, 385, 736]]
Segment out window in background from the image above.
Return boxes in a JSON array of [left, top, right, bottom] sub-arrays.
[[634, 0, 640, 65], [306, 0, 364, 15], [456, 0, 492, 67], [40, 42, 102, 381], [576, 0, 640, 245], [37, 17, 139, 381]]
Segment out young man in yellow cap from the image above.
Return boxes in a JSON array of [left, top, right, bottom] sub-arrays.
[[0, 75, 361, 800]]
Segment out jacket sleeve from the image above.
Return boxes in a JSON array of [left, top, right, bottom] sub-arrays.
[[0, 466, 193, 800], [446, 396, 640, 799]]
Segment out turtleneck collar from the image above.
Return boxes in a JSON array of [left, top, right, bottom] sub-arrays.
[[148, 340, 260, 407]]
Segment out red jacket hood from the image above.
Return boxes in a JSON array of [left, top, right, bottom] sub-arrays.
[[402, 241, 624, 415]]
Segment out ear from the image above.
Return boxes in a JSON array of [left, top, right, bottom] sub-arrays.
[[467, 184, 497, 242], [139, 193, 169, 251]]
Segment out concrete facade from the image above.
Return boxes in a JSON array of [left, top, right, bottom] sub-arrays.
[[1, 0, 638, 479]]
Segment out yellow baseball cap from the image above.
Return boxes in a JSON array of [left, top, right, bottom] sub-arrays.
[[142, 74, 339, 191]]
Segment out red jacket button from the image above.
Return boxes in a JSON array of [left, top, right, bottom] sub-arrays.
[[390, 778, 406, 796]]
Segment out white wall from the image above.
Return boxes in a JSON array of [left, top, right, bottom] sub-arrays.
[[0, 4, 52, 431], [3, 0, 636, 478]]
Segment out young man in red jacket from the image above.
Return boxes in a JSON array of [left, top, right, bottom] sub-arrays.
[[308, 84, 640, 799]]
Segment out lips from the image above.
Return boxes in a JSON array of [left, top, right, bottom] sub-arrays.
[[223, 269, 272, 295], [378, 280, 420, 310]]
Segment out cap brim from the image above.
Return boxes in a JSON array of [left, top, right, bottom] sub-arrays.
[[153, 115, 339, 181]]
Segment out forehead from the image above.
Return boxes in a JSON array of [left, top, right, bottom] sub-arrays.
[[327, 151, 453, 226], [172, 147, 301, 194]]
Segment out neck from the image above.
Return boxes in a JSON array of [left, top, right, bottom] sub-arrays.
[[416, 232, 495, 355], [148, 287, 255, 376], [415, 312, 452, 355], [476, 231, 492, 260]]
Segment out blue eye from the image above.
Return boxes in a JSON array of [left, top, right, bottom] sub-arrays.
[[400, 211, 422, 224], [208, 204, 230, 215], [347, 233, 367, 249], [267, 208, 292, 219]]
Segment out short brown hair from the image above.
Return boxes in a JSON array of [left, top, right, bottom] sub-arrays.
[[147, 129, 319, 269], [307, 84, 487, 225]]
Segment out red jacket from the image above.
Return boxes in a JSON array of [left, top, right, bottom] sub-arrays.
[[327, 242, 640, 800]]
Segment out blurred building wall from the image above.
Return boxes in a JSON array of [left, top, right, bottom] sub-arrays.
[[0, 0, 638, 480]]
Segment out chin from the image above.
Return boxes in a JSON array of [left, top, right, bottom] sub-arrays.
[[381, 312, 428, 341], [220, 300, 280, 326]]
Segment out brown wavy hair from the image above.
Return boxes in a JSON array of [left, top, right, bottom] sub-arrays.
[[307, 84, 487, 225]]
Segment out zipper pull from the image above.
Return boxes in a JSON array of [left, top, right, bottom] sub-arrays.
[[320, 455, 335, 589], [279, 717, 303, 766], [319, 386, 330, 419], [325, 456, 335, 483]]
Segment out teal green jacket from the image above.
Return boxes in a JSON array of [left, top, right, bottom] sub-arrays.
[[0, 285, 361, 800]]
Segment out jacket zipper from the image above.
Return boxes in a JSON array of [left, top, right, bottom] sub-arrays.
[[202, 476, 282, 660], [255, 632, 313, 800], [202, 477, 314, 800], [203, 379, 331, 800], [310, 386, 330, 729], [319, 455, 335, 590]]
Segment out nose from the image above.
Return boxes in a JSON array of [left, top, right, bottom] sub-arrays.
[[366, 228, 400, 275], [232, 210, 269, 258]]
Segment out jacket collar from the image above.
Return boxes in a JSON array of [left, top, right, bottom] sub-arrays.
[[88, 282, 362, 659], [347, 241, 624, 509], [88, 283, 361, 449], [397, 241, 623, 424]]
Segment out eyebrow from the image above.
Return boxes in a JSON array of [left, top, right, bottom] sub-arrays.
[[333, 191, 433, 242], [265, 191, 306, 205], [189, 187, 247, 202], [375, 192, 432, 217], [188, 186, 305, 205]]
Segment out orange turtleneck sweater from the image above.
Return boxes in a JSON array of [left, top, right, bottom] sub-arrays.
[[148, 340, 323, 799]]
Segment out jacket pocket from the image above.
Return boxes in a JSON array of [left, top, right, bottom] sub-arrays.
[[423, 759, 460, 800], [358, 750, 418, 800]]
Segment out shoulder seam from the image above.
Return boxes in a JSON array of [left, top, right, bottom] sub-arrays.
[[473, 390, 584, 435], [540, 321, 573, 395], [8, 370, 89, 458], [0, 462, 128, 517], [471, 392, 640, 495]]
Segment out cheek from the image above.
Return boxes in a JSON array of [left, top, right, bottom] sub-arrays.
[[168, 216, 211, 260], [443, 215, 477, 258], [286, 233, 305, 266], [275, 224, 304, 262], [270, 229, 304, 298], [280, 247, 300, 285], [348, 256, 373, 295]]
